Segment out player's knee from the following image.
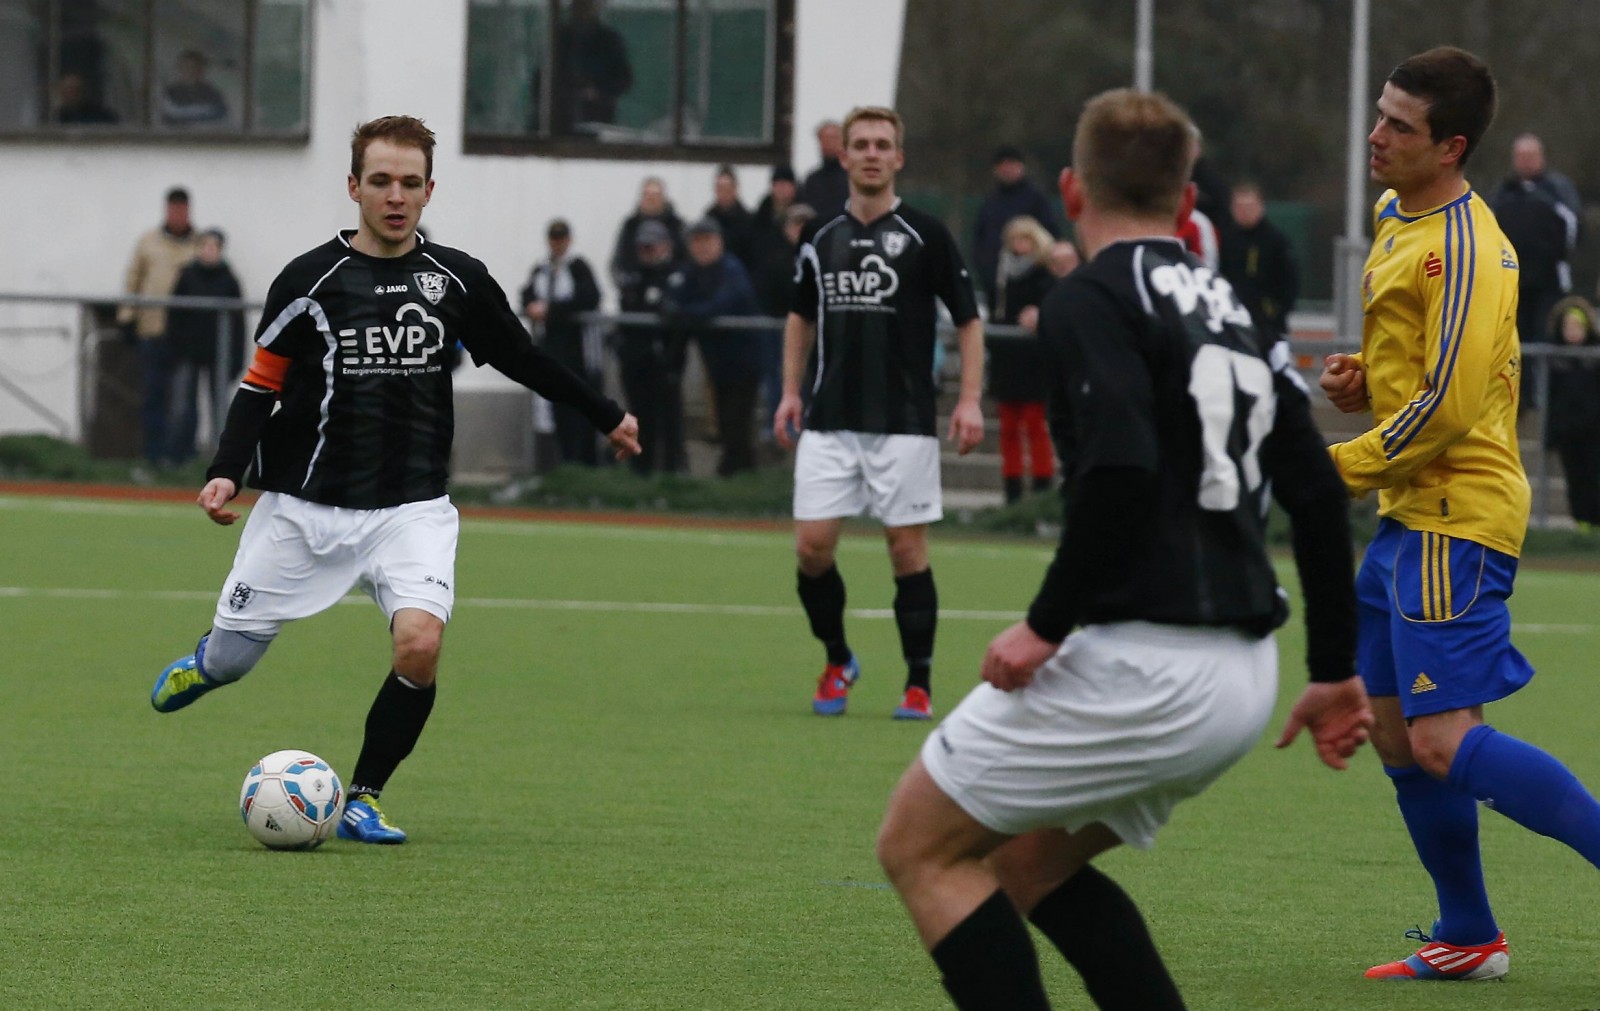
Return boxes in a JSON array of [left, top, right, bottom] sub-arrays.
[[795, 538, 835, 575], [198, 628, 275, 683], [1408, 734, 1457, 779]]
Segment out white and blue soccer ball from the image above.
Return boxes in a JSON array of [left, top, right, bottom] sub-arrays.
[[239, 750, 343, 851]]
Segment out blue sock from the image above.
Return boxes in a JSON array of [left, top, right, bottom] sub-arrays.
[[1449, 725, 1600, 870], [1385, 763, 1498, 945]]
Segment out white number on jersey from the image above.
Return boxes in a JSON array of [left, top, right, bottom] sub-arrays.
[[1188, 344, 1275, 511]]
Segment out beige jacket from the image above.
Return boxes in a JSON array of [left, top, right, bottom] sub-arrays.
[[118, 227, 200, 338]]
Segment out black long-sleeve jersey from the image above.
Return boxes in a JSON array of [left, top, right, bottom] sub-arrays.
[[1027, 237, 1356, 682], [793, 200, 979, 435], [208, 231, 624, 509]]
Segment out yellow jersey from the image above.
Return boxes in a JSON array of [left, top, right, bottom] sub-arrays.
[[1330, 186, 1529, 556]]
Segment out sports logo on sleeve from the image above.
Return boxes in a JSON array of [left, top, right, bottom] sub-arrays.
[[413, 271, 449, 305]]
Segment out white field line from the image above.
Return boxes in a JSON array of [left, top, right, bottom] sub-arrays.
[[0, 585, 1592, 632]]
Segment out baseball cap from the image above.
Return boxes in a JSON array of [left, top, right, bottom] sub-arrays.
[[635, 219, 672, 246], [992, 144, 1025, 165], [687, 216, 722, 238]]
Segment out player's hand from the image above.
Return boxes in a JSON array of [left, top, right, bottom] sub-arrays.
[[773, 393, 804, 450], [525, 301, 548, 323], [1275, 676, 1374, 771], [948, 397, 984, 455], [608, 413, 642, 460], [198, 477, 240, 526], [980, 620, 1058, 692], [1017, 305, 1040, 334], [1320, 354, 1368, 414]]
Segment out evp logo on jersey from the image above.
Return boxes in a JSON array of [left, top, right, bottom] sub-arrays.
[[336, 302, 448, 374], [822, 254, 900, 308]]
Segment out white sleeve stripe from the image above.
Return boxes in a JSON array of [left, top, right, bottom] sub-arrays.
[[257, 296, 316, 349], [891, 214, 926, 246], [307, 256, 350, 299], [1132, 245, 1154, 315]]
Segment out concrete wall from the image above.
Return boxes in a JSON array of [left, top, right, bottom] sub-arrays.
[[0, 0, 906, 438]]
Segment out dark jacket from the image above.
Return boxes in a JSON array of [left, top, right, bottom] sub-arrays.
[[1545, 300, 1600, 446], [705, 201, 758, 273], [519, 255, 601, 372], [667, 253, 763, 384], [750, 227, 799, 318], [1492, 177, 1576, 296], [971, 178, 1061, 300], [800, 160, 849, 218], [987, 262, 1056, 403], [1219, 218, 1299, 338], [167, 261, 245, 371]]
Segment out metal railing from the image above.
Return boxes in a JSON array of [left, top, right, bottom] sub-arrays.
[[1, 291, 1593, 527]]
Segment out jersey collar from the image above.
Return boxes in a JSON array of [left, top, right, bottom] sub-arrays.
[[1377, 187, 1473, 224]]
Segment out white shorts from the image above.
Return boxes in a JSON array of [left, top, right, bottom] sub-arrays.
[[792, 430, 943, 527], [921, 622, 1278, 848], [213, 492, 459, 634]]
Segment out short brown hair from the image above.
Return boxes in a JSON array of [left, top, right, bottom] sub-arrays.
[[351, 115, 437, 180], [842, 106, 904, 149], [1387, 46, 1496, 168], [1072, 89, 1194, 218]]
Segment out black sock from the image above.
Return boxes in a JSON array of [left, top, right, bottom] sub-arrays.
[[929, 889, 1051, 1011], [797, 566, 852, 665], [1028, 866, 1185, 1010], [348, 671, 437, 798], [894, 568, 937, 692]]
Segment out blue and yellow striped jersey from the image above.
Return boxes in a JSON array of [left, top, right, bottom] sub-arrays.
[[1330, 187, 1529, 557]]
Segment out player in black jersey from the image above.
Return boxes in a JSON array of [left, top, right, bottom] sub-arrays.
[[875, 90, 1373, 1010], [149, 116, 640, 844], [773, 106, 985, 721]]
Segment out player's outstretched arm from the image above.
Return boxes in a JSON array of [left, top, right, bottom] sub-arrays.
[[1275, 676, 1373, 771], [1319, 353, 1368, 414], [198, 477, 240, 526], [607, 412, 641, 460]]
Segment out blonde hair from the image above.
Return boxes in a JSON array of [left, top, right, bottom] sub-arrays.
[[842, 106, 905, 149], [1002, 215, 1054, 265], [1072, 89, 1194, 218]]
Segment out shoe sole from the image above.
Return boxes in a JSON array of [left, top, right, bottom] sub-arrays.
[[892, 709, 932, 720]]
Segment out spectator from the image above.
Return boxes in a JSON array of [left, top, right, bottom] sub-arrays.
[[1492, 133, 1579, 351], [754, 164, 799, 233], [1220, 181, 1300, 341], [800, 120, 849, 216], [166, 229, 244, 467], [704, 164, 757, 272], [55, 71, 118, 124], [119, 186, 200, 471], [554, 0, 633, 130], [159, 49, 228, 127], [752, 203, 814, 440], [989, 215, 1058, 503], [522, 219, 605, 467], [1047, 238, 1081, 278], [611, 176, 686, 287], [1177, 126, 1223, 269], [1544, 296, 1600, 529], [669, 218, 764, 476], [615, 219, 688, 475], [971, 144, 1061, 302]]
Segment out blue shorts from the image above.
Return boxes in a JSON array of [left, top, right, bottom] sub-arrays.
[[1356, 518, 1534, 717]]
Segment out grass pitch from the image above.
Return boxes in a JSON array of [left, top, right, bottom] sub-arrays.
[[2, 491, 1598, 1010]]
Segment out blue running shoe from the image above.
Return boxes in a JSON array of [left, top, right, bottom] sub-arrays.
[[337, 794, 408, 844], [812, 656, 860, 716], [150, 648, 220, 713]]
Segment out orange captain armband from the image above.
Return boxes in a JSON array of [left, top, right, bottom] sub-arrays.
[[241, 346, 291, 393]]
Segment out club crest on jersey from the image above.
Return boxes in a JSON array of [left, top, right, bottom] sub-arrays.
[[228, 581, 254, 613], [413, 271, 449, 305], [881, 231, 909, 258]]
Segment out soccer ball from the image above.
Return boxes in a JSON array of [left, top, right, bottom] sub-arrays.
[[239, 750, 343, 851]]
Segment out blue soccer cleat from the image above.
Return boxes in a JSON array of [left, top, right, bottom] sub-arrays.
[[812, 656, 860, 716], [150, 644, 221, 713], [337, 794, 408, 845]]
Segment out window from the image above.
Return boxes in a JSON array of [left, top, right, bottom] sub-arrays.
[[464, 0, 793, 162], [0, 0, 312, 137]]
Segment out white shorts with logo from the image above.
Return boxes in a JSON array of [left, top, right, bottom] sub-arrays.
[[921, 622, 1278, 849], [213, 492, 458, 634], [792, 430, 943, 527]]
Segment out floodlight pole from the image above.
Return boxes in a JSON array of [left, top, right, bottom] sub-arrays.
[[1135, 0, 1154, 91], [1333, 0, 1371, 344]]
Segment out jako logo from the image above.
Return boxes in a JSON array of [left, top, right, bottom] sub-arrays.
[[823, 254, 899, 306]]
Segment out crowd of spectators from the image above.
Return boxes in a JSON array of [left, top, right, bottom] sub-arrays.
[[117, 122, 1600, 526]]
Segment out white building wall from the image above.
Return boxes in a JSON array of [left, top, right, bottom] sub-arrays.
[[0, 0, 906, 436]]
